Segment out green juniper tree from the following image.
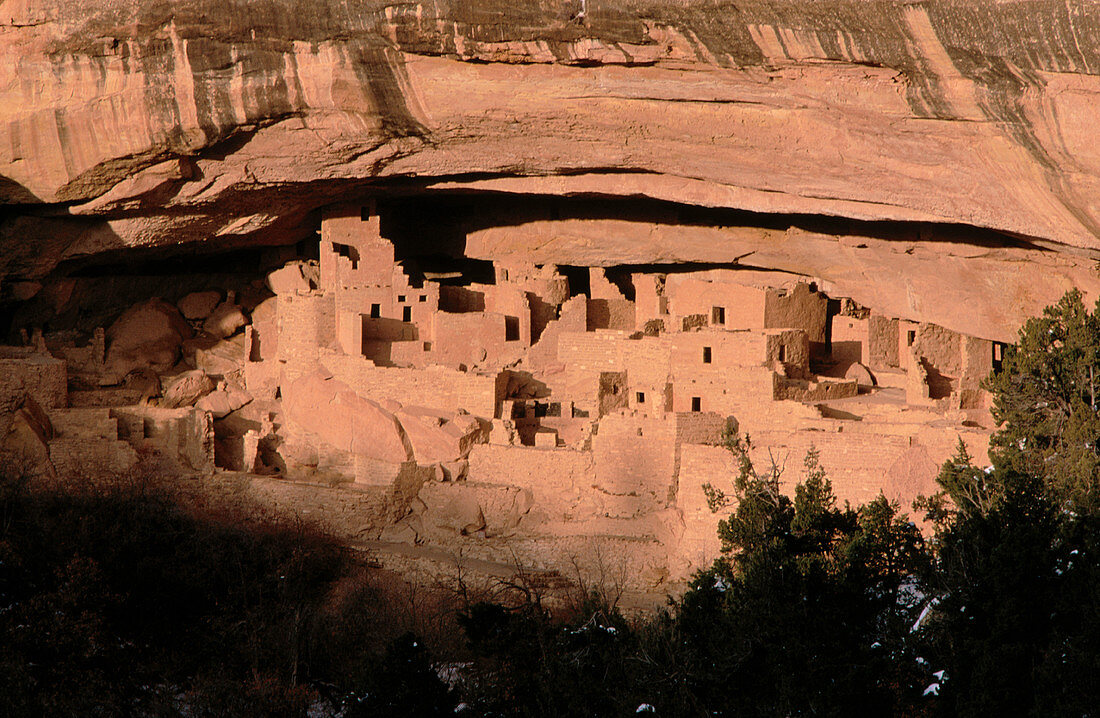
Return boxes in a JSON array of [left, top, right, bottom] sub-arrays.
[[914, 289, 1100, 716], [984, 288, 1100, 510], [685, 434, 929, 717]]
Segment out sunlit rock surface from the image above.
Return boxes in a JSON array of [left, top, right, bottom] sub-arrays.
[[5, 0, 1100, 338]]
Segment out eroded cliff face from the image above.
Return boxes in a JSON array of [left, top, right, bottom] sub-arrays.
[[5, 0, 1100, 340]]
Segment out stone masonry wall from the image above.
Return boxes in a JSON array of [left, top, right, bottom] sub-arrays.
[[676, 443, 729, 572], [557, 330, 632, 373], [831, 315, 869, 368], [670, 330, 771, 370], [747, 429, 932, 507], [320, 351, 503, 419], [0, 352, 67, 411], [671, 368, 778, 414], [867, 314, 900, 369], [666, 276, 767, 331], [764, 282, 829, 344], [433, 311, 511, 368], [467, 443, 594, 521], [592, 412, 678, 498], [674, 411, 730, 446], [910, 322, 964, 377], [276, 293, 336, 378], [527, 294, 586, 370]]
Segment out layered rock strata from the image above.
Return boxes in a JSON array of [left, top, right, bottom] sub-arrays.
[[5, 1, 1100, 340]]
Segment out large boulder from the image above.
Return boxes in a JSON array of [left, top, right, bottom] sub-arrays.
[[195, 385, 252, 419], [845, 362, 877, 388], [247, 297, 278, 361], [419, 482, 532, 537], [282, 371, 411, 464], [266, 261, 318, 295], [186, 334, 247, 379], [429, 492, 486, 536], [394, 407, 485, 465], [203, 301, 249, 339], [177, 291, 223, 320], [0, 395, 56, 477], [104, 298, 193, 379], [161, 369, 216, 408]]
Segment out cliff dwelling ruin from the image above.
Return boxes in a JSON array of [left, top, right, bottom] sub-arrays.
[[9, 2, 1100, 711], [0, 195, 1009, 593]]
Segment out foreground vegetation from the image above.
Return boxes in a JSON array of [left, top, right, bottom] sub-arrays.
[[3, 291, 1100, 716]]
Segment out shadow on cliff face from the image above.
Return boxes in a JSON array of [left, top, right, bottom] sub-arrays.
[[380, 190, 1047, 256], [0, 175, 41, 206], [0, 165, 324, 336]]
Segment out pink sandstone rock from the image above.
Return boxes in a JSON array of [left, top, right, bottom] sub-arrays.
[[844, 362, 877, 388], [1, 394, 55, 458], [161, 370, 216, 408], [6, 2, 1100, 344], [11, 282, 42, 302], [189, 335, 247, 378], [429, 493, 486, 536], [177, 291, 223, 320], [380, 514, 423, 544], [247, 298, 278, 361], [195, 386, 252, 419], [0, 398, 56, 477], [534, 430, 558, 448], [203, 301, 249, 340], [394, 407, 484, 465], [104, 298, 193, 379], [282, 371, 411, 464], [439, 459, 469, 482], [266, 262, 316, 295]]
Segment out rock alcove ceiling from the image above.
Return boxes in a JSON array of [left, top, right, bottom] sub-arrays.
[[6, 0, 1100, 339]]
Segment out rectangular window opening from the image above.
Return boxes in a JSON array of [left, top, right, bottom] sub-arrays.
[[402, 306, 412, 322], [636, 392, 646, 404], [691, 397, 702, 412], [369, 303, 380, 319], [419, 295, 427, 303], [703, 346, 712, 364], [505, 316, 521, 342], [397, 294, 406, 303], [360, 206, 372, 222], [907, 330, 916, 347], [712, 306, 725, 325], [778, 345, 786, 362]]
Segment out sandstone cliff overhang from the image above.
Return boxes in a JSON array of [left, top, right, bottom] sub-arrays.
[[4, 0, 1100, 340]]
